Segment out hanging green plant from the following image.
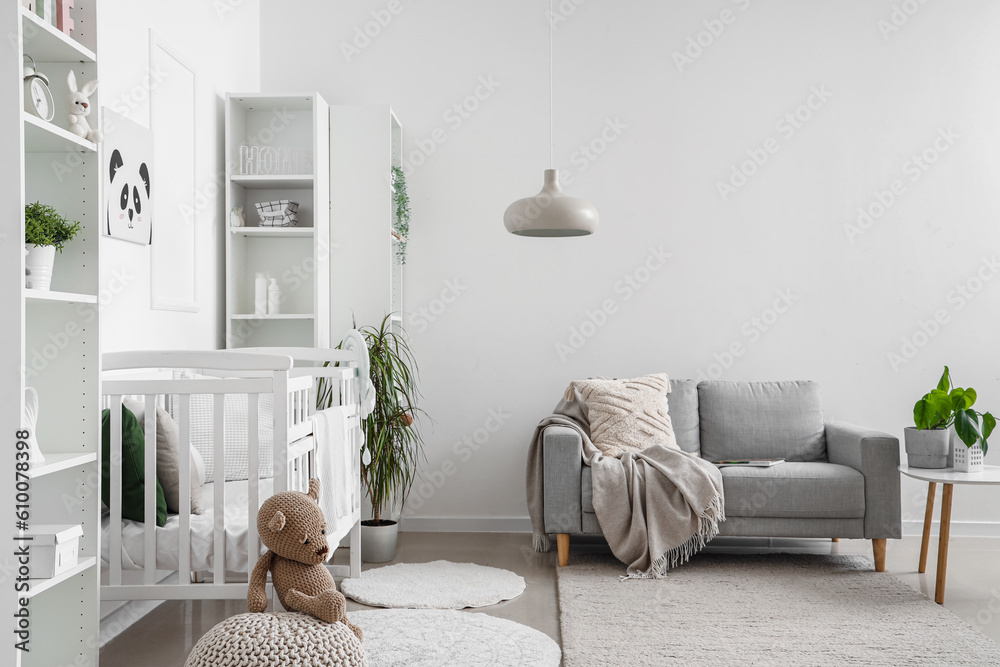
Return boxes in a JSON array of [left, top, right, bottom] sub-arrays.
[[391, 166, 410, 265]]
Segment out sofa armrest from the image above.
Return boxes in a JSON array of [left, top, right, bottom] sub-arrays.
[[542, 425, 584, 534], [826, 422, 901, 539]]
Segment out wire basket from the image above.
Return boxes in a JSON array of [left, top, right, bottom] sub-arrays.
[[254, 200, 299, 227]]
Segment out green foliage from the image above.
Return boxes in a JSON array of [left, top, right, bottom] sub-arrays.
[[317, 316, 424, 522], [913, 366, 995, 454], [391, 166, 410, 265], [24, 202, 81, 253]]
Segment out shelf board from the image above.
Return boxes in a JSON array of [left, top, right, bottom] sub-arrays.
[[230, 314, 316, 320], [25, 288, 97, 304], [231, 227, 314, 238], [21, 7, 96, 63], [27, 452, 97, 479], [24, 113, 96, 153], [24, 557, 97, 600], [230, 174, 314, 189]]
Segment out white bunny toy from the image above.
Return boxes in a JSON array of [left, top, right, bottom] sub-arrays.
[[67, 70, 103, 144]]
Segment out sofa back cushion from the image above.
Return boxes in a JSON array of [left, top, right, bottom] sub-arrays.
[[698, 381, 826, 462], [668, 379, 700, 455]]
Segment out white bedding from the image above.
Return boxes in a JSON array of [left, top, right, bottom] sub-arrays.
[[101, 479, 358, 574]]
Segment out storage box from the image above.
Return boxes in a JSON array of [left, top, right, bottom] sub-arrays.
[[255, 200, 299, 227], [24, 524, 83, 578]]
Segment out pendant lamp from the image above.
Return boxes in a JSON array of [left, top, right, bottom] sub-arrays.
[[503, 1, 599, 237]]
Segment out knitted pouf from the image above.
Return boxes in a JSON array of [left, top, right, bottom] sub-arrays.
[[184, 612, 367, 667]]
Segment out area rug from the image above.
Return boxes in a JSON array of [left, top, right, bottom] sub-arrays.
[[341, 560, 526, 609], [350, 609, 560, 667], [558, 553, 1000, 666]]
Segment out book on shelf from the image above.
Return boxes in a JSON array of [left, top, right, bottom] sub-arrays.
[[712, 458, 785, 468]]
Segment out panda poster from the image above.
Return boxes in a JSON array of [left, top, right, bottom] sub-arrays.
[[102, 109, 152, 245]]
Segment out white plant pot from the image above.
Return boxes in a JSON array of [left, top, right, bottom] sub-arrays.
[[24, 244, 56, 290], [361, 520, 398, 563], [904, 427, 950, 469], [953, 441, 985, 473]]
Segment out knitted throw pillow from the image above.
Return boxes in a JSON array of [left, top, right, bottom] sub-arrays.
[[573, 373, 677, 457]]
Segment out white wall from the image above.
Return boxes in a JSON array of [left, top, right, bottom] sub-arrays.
[[261, 0, 1000, 535], [99, 0, 260, 352]]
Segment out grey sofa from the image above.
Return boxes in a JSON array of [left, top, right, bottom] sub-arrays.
[[541, 380, 901, 571]]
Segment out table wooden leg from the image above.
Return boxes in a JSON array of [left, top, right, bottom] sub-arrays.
[[919, 482, 937, 574], [935, 483, 954, 605]]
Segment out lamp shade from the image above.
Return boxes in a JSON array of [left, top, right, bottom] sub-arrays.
[[503, 169, 599, 237]]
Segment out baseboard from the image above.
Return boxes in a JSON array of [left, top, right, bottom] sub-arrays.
[[400, 516, 533, 533], [902, 520, 1000, 539]]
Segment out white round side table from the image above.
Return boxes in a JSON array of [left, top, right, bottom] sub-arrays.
[[898, 464, 1000, 604]]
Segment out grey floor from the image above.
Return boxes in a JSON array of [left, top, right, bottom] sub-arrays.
[[99, 532, 1000, 666]]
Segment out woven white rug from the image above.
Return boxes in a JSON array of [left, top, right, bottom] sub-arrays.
[[351, 609, 560, 667], [341, 560, 526, 609], [558, 552, 1000, 666]]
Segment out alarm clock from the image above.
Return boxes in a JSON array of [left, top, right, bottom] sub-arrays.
[[23, 55, 54, 123]]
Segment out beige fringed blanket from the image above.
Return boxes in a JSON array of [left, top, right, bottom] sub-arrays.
[[526, 388, 724, 579]]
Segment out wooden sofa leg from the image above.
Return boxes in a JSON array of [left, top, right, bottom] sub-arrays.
[[557, 534, 570, 567], [873, 538, 887, 572], [831, 538, 839, 542]]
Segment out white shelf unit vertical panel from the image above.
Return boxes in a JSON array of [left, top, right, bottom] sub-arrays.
[[313, 96, 331, 348], [5, 2, 101, 667], [0, 3, 28, 662], [226, 93, 330, 350], [330, 105, 396, 337]]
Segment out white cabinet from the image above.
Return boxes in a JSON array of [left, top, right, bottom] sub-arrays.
[[225, 93, 332, 349], [1, 3, 102, 666]]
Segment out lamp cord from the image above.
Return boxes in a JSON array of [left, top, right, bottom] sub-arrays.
[[549, 0, 554, 169]]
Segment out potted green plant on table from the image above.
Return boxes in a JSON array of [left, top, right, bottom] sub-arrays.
[[908, 366, 995, 472], [319, 315, 424, 562], [24, 201, 81, 291]]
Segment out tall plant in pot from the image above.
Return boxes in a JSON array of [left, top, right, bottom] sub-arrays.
[[907, 366, 995, 471], [24, 201, 80, 291], [332, 315, 424, 562]]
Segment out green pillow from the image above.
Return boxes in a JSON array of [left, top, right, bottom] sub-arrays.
[[102, 407, 168, 527]]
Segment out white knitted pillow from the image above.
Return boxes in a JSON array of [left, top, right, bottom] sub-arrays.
[[573, 373, 677, 457]]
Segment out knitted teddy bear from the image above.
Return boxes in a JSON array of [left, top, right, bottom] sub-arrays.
[[247, 478, 363, 642]]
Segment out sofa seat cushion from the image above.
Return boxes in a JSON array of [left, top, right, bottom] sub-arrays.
[[721, 463, 864, 519], [699, 381, 827, 462]]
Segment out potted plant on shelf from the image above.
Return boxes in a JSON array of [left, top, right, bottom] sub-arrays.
[[24, 201, 81, 291], [319, 315, 424, 562], [908, 366, 995, 472]]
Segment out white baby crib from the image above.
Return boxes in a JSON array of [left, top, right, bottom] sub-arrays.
[[100, 341, 369, 603]]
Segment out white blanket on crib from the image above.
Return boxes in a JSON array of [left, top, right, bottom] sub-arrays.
[[312, 407, 356, 524]]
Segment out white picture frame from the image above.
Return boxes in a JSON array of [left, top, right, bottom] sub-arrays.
[[102, 108, 153, 246], [149, 31, 199, 313]]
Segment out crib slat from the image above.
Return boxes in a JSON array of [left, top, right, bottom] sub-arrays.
[[273, 369, 289, 494], [143, 395, 157, 586], [247, 393, 260, 575], [214, 394, 226, 585], [178, 395, 192, 586], [110, 399, 124, 587]]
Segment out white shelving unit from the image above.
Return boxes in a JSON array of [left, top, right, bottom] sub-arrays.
[[330, 106, 404, 336], [225, 93, 332, 349], [2, 3, 101, 666]]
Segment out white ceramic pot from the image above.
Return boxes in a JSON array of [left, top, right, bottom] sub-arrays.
[[953, 441, 985, 473], [361, 520, 398, 563], [24, 244, 56, 290], [904, 427, 950, 469]]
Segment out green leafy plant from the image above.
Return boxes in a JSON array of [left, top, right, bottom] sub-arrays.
[[913, 366, 995, 454], [317, 315, 424, 524], [391, 166, 409, 265], [25, 202, 81, 252]]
